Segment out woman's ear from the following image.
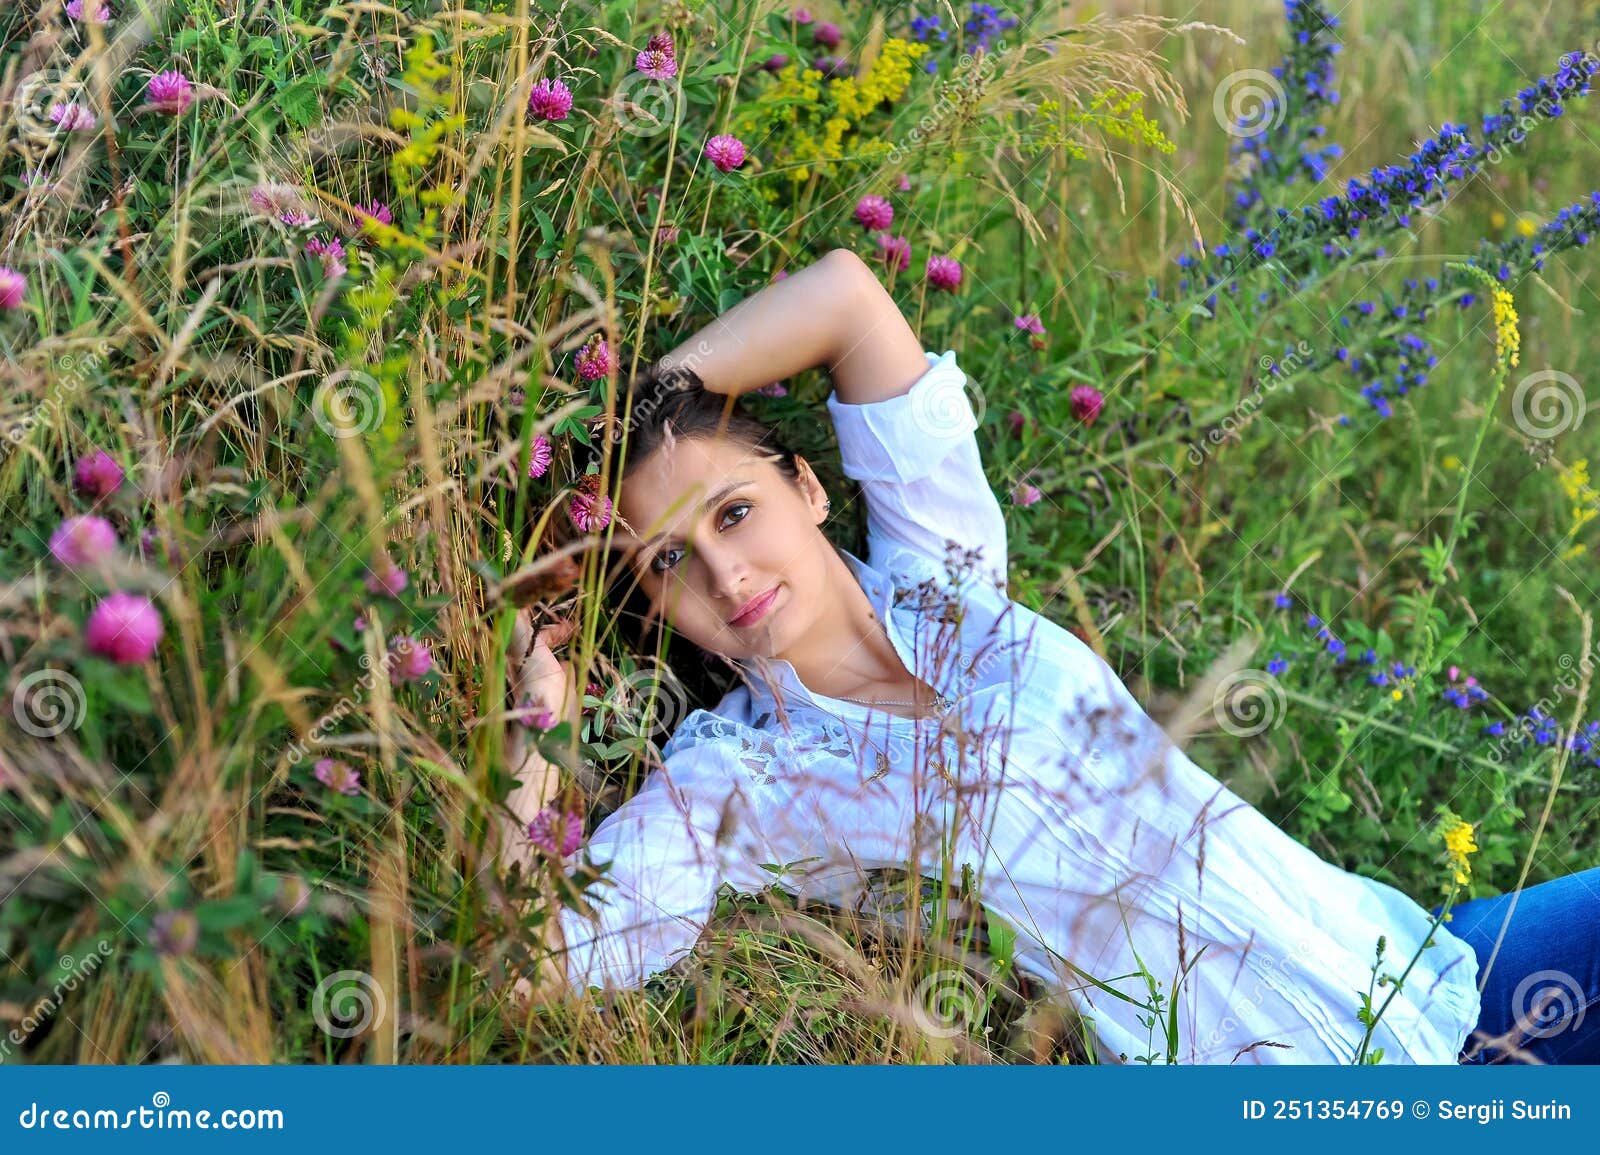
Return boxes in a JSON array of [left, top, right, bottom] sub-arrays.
[[792, 454, 830, 523]]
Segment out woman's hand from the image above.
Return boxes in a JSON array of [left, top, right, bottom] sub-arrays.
[[500, 607, 579, 873], [501, 607, 580, 1010], [508, 606, 579, 741]]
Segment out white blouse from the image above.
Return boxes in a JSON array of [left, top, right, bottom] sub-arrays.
[[556, 349, 1483, 1065]]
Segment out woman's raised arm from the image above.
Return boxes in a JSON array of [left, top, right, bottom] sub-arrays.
[[658, 248, 929, 405]]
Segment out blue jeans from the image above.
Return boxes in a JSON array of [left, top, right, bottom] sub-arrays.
[[1429, 865, 1600, 1064]]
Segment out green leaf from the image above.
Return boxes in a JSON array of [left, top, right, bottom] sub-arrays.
[[276, 75, 326, 129], [92, 668, 154, 716], [194, 896, 260, 933]]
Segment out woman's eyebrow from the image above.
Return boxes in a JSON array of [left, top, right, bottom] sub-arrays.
[[642, 478, 753, 547]]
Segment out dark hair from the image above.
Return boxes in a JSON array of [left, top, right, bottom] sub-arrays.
[[568, 360, 847, 710]]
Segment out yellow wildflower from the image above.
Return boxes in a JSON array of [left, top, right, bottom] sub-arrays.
[[1440, 816, 1479, 888], [1490, 284, 1521, 368], [1490, 210, 1507, 229], [1557, 458, 1600, 552], [1515, 214, 1539, 238], [1441, 453, 1461, 471]]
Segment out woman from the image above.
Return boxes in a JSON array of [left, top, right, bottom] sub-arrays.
[[498, 248, 1600, 1064]]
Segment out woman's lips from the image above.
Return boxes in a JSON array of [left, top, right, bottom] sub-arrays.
[[728, 585, 779, 628]]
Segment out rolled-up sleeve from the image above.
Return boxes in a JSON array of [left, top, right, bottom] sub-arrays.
[[826, 349, 1007, 597], [555, 746, 739, 992]]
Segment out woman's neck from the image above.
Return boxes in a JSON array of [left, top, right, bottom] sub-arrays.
[[774, 551, 914, 701]]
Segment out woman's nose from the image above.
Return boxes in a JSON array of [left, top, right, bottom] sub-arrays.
[[695, 539, 749, 604]]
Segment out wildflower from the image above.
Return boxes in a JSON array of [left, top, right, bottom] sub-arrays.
[[527, 77, 573, 121], [755, 381, 788, 397], [513, 696, 558, 730], [813, 21, 842, 48], [1012, 482, 1042, 506], [387, 635, 433, 683], [66, 1, 112, 22], [569, 473, 614, 533], [1440, 814, 1479, 887], [1013, 313, 1045, 336], [363, 553, 408, 598], [704, 133, 747, 172], [1069, 384, 1105, 425], [527, 433, 553, 479], [854, 195, 893, 231], [313, 757, 362, 796], [876, 233, 911, 272], [85, 591, 164, 664], [137, 525, 180, 566], [0, 266, 26, 310], [792, 7, 814, 24], [49, 102, 98, 132], [145, 70, 194, 113], [574, 335, 611, 381], [964, 2, 1019, 51], [527, 804, 585, 857], [304, 235, 347, 279], [811, 56, 851, 79], [656, 223, 679, 245], [148, 910, 198, 957], [354, 200, 393, 233], [1274, 592, 1291, 608], [1267, 653, 1289, 676], [276, 875, 312, 916], [1006, 410, 1029, 437], [49, 515, 119, 569], [926, 255, 962, 291], [1490, 283, 1521, 367], [248, 183, 312, 226], [73, 449, 124, 499], [635, 41, 677, 80], [911, 15, 948, 42]]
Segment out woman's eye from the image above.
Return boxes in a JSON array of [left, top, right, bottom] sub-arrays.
[[649, 503, 751, 575]]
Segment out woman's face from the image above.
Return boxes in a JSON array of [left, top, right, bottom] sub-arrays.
[[614, 433, 832, 662]]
